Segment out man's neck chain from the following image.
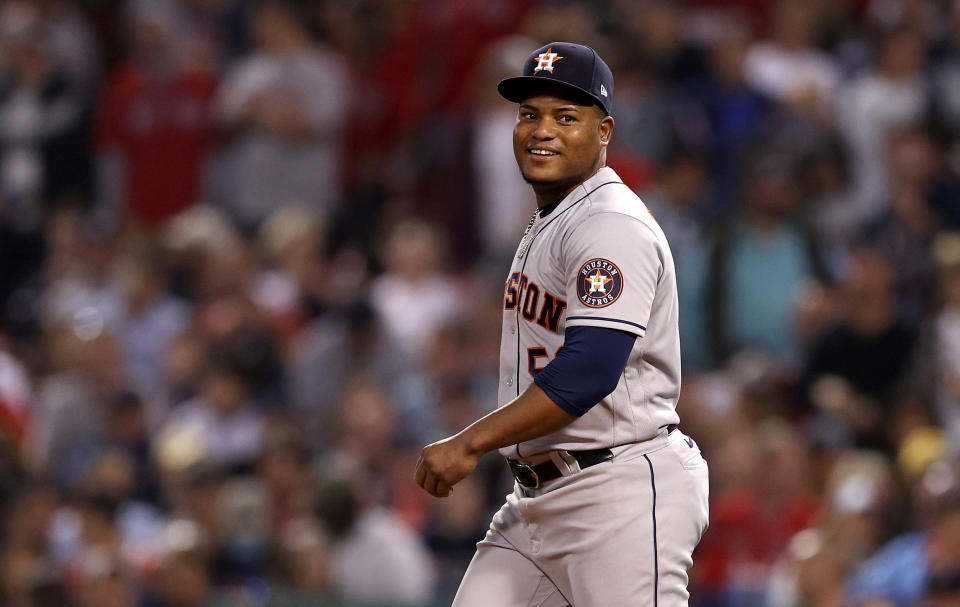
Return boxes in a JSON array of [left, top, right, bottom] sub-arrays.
[[516, 208, 539, 260]]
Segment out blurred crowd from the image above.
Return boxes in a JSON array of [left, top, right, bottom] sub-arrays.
[[4, 0, 960, 605]]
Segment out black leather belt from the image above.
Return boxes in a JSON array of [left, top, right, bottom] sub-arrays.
[[508, 448, 613, 489]]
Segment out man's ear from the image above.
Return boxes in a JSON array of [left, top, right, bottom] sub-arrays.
[[599, 114, 614, 147]]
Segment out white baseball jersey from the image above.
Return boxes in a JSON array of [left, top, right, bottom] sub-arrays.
[[497, 166, 681, 458]]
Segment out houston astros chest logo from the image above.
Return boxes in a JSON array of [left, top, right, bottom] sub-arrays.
[[533, 48, 564, 73], [577, 258, 623, 308]]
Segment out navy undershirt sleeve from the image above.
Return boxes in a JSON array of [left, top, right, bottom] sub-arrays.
[[533, 325, 637, 417]]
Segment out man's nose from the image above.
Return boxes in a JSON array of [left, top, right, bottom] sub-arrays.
[[532, 117, 557, 140]]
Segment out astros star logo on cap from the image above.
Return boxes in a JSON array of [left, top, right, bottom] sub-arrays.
[[533, 47, 563, 74]]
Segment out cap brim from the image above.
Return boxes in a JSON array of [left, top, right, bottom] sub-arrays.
[[497, 76, 608, 115]]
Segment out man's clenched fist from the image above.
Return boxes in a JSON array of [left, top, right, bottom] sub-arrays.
[[414, 435, 481, 497]]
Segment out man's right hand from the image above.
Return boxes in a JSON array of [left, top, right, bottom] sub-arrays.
[[414, 383, 577, 497], [415, 435, 480, 498]]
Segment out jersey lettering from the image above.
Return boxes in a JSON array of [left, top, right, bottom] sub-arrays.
[[504, 272, 531, 310], [518, 274, 529, 307], [522, 283, 540, 321], [536, 292, 567, 333], [504, 272, 520, 309], [507, 275, 567, 332]]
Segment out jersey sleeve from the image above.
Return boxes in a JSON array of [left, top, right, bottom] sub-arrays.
[[534, 326, 637, 416], [562, 212, 662, 338]]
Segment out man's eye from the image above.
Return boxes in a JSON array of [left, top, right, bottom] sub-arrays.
[[521, 112, 536, 120], [559, 115, 575, 123]]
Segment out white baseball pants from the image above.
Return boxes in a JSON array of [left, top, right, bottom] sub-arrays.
[[452, 429, 709, 607]]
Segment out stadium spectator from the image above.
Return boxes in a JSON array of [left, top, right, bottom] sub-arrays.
[[930, 233, 960, 445], [210, 0, 349, 230], [145, 547, 212, 607], [314, 461, 436, 605], [698, 23, 774, 206], [273, 517, 336, 597], [117, 251, 190, 401], [704, 153, 829, 365], [155, 351, 265, 470], [643, 150, 713, 369], [95, 0, 218, 230], [836, 26, 929, 226], [865, 127, 940, 324], [0, 1, 93, 314], [34, 0, 102, 93], [846, 460, 960, 607], [696, 420, 820, 605], [766, 450, 900, 607], [370, 219, 466, 361], [287, 301, 409, 442], [0, 0, 93, 231], [800, 247, 917, 450], [744, 0, 839, 118]]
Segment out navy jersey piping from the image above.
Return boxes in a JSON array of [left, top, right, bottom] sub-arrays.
[[644, 454, 659, 607], [566, 316, 646, 331], [538, 181, 624, 233], [538, 199, 563, 218]]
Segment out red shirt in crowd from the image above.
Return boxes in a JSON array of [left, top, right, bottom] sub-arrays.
[[98, 65, 217, 228], [695, 488, 821, 593]]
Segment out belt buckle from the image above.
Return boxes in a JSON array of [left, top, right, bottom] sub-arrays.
[[508, 459, 540, 489]]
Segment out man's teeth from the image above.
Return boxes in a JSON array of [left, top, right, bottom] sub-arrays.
[[530, 150, 557, 155]]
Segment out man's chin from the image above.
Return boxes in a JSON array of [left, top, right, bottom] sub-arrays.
[[520, 170, 563, 187]]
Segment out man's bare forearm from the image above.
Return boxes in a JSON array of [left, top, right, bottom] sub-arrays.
[[414, 384, 576, 497], [459, 383, 578, 456]]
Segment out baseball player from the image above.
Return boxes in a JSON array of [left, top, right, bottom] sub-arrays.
[[415, 42, 709, 606]]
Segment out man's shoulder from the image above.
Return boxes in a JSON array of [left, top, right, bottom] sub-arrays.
[[552, 169, 666, 250], [586, 190, 650, 220], [573, 168, 645, 216], [580, 185, 663, 243]]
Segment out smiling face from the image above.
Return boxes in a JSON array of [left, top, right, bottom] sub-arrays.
[[512, 92, 614, 205]]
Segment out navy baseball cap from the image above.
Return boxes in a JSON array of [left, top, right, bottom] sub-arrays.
[[498, 42, 614, 116]]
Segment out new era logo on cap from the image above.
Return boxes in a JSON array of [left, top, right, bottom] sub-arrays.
[[497, 42, 615, 116]]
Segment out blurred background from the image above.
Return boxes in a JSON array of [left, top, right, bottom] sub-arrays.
[[4, 0, 960, 605]]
